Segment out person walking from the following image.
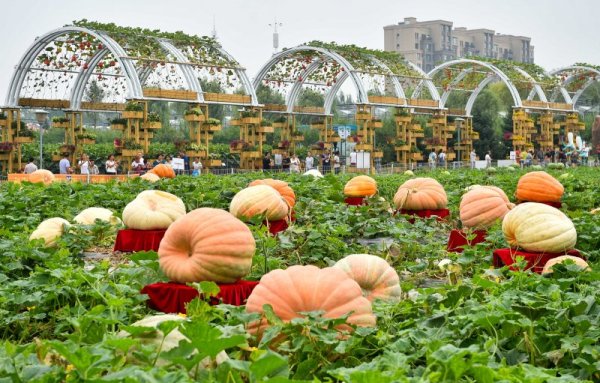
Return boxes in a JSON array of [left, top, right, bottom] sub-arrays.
[[485, 151, 492, 168], [428, 150, 437, 169], [59, 153, 72, 174], [23, 158, 38, 174], [469, 149, 476, 169], [333, 151, 341, 174], [438, 149, 446, 169]]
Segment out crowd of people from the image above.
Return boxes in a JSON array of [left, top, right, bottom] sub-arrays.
[[262, 151, 342, 174]]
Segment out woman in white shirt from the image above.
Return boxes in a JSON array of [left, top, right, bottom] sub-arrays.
[[192, 158, 202, 176], [105, 154, 117, 175], [80, 154, 90, 175], [290, 154, 301, 173]]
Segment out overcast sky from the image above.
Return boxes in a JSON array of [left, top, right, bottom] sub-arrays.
[[1, 0, 598, 100]]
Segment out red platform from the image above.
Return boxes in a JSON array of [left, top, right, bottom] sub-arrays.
[[141, 280, 259, 313], [492, 248, 582, 274], [447, 229, 487, 253], [397, 208, 450, 223], [114, 229, 167, 252], [345, 197, 367, 206], [519, 201, 562, 209], [264, 219, 289, 235]]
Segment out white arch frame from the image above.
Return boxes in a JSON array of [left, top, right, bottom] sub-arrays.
[[549, 65, 600, 106]]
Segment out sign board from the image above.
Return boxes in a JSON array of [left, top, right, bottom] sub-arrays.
[[356, 151, 371, 169], [171, 158, 185, 170], [509, 151, 516, 160], [335, 125, 356, 139]]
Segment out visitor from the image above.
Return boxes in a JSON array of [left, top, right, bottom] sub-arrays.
[[350, 149, 357, 167], [131, 154, 145, 174], [322, 151, 331, 173], [469, 149, 476, 169], [165, 155, 173, 168], [152, 154, 165, 168], [89, 159, 100, 175], [580, 144, 589, 166], [179, 151, 190, 173], [59, 153, 71, 174], [282, 152, 291, 172], [428, 150, 437, 169], [571, 150, 579, 167], [105, 154, 117, 175], [515, 149, 521, 165], [536, 149, 544, 165], [525, 151, 533, 167], [520, 150, 528, 168], [333, 151, 341, 174], [274, 152, 283, 171], [290, 153, 301, 173], [80, 154, 90, 175], [263, 152, 271, 170], [485, 151, 492, 168], [192, 157, 202, 176], [438, 149, 446, 169], [77, 153, 87, 171], [305, 152, 314, 170], [558, 148, 567, 165], [137, 152, 145, 167], [23, 158, 37, 174]]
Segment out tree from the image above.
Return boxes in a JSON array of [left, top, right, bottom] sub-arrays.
[[84, 80, 105, 128], [471, 88, 509, 159]]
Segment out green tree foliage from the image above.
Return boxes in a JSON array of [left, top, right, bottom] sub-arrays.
[[471, 89, 509, 159]]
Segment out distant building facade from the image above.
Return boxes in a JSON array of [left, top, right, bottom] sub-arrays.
[[383, 17, 534, 72]]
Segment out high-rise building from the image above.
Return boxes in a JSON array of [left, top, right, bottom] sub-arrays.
[[383, 17, 534, 72]]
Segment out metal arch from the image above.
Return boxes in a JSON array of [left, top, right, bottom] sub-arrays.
[[405, 61, 440, 101], [70, 48, 109, 109], [572, 77, 599, 105], [513, 67, 547, 102], [157, 39, 205, 102], [286, 58, 323, 113], [5, 26, 143, 107], [549, 65, 600, 104], [418, 59, 522, 108], [253, 45, 371, 108], [323, 71, 349, 115], [216, 45, 258, 106], [439, 67, 474, 107], [367, 56, 406, 101], [465, 75, 497, 116]]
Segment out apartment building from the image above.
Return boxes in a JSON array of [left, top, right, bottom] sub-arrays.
[[383, 17, 534, 72]]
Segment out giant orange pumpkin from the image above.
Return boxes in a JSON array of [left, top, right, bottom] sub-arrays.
[[28, 169, 55, 185], [149, 164, 176, 179], [515, 171, 563, 203], [343, 175, 378, 197], [159, 208, 256, 283], [460, 186, 514, 229], [246, 265, 376, 334], [249, 179, 296, 208], [334, 254, 401, 302], [393, 177, 447, 210], [229, 185, 289, 221]]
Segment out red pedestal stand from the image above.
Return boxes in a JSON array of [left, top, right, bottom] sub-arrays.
[[114, 229, 167, 252], [492, 248, 582, 274], [141, 280, 259, 313], [397, 208, 450, 223], [264, 220, 289, 235], [447, 229, 487, 253], [520, 201, 562, 209], [345, 197, 366, 206]]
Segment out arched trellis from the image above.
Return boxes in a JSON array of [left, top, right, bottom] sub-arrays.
[[4, 25, 258, 109], [549, 65, 600, 106]]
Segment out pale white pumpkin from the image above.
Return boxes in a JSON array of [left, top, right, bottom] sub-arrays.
[[140, 172, 160, 183], [73, 207, 122, 226], [502, 202, 577, 253], [303, 169, 323, 178], [542, 256, 590, 274], [334, 254, 401, 302], [29, 217, 70, 247], [122, 190, 186, 230], [118, 314, 228, 367]]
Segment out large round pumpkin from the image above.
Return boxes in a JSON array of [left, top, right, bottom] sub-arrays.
[[542, 255, 590, 274], [249, 179, 296, 208], [515, 171, 564, 202], [28, 169, 54, 185], [118, 314, 228, 367], [460, 186, 514, 229], [393, 177, 447, 210], [343, 175, 377, 197], [502, 202, 576, 253], [229, 185, 289, 221], [159, 208, 256, 283], [303, 169, 323, 178], [140, 172, 160, 183], [73, 207, 122, 226], [149, 164, 176, 179], [246, 265, 375, 334], [122, 190, 186, 230], [334, 254, 401, 302], [29, 217, 70, 247]]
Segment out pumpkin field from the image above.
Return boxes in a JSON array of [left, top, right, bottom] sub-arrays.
[[0, 167, 599, 382]]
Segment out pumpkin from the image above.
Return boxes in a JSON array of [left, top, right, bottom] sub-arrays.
[[246, 265, 376, 334], [140, 172, 160, 182], [149, 164, 176, 179], [404, 170, 415, 176], [460, 186, 514, 229], [334, 254, 401, 302], [73, 207, 122, 226], [343, 175, 377, 197], [303, 169, 323, 178], [515, 171, 564, 202], [542, 255, 590, 274], [118, 314, 228, 367], [249, 179, 296, 208], [122, 190, 186, 230], [393, 177, 447, 210], [29, 217, 70, 247], [159, 208, 256, 283], [502, 202, 576, 253], [229, 185, 289, 221], [28, 169, 54, 185]]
